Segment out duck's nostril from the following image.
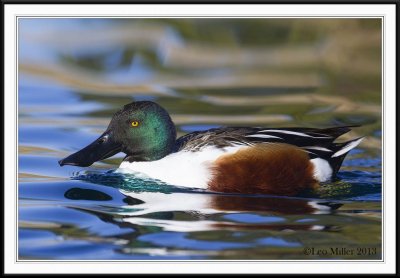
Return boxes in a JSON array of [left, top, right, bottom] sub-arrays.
[[97, 135, 108, 144]]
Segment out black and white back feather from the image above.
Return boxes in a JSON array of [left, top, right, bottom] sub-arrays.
[[174, 125, 363, 179]]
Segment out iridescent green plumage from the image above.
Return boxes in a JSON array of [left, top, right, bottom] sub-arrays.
[[111, 101, 176, 162]]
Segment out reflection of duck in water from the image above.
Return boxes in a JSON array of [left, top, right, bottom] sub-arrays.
[[59, 101, 363, 196], [65, 187, 342, 232]]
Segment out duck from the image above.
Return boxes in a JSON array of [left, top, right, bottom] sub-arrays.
[[59, 101, 364, 196]]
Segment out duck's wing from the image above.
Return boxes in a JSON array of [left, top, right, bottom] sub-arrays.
[[174, 125, 363, 178], [175, 125, 357, 153], [174, 127, 258, 152]]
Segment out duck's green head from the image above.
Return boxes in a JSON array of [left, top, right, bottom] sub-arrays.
[[59, 101, 176, 167]]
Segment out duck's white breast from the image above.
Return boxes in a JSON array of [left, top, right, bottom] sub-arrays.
[[117, 146, 247, 189]]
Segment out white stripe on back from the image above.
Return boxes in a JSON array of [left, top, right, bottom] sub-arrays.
[[332, 137, 364, 158], [303, 146, 333, 152], [260, 129, 329, 138], [245, 134, 282, 139]]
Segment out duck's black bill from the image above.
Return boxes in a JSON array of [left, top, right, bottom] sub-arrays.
[[58, 132, 122, 167]]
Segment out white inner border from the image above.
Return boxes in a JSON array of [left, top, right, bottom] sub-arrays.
[[4, 4, 396, 275]]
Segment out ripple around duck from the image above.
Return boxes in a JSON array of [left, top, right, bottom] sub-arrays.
[[70, 166, 381, 201], [71, 170, 191, 193]]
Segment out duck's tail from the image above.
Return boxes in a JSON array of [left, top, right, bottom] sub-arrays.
[[328, 137, 364, 178]]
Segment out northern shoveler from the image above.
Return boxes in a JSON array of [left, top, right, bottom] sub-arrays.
[[59, 101, 363, 196]]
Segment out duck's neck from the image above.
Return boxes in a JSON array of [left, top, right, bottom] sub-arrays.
[[123, 129, 177, 162], [123, 145, 174, 162]]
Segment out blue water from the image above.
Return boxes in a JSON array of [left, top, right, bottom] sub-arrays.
[[18, 18, 382, 260]]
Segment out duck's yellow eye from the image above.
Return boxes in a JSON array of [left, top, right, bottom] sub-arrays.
[[131, 121, 139, 127]]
